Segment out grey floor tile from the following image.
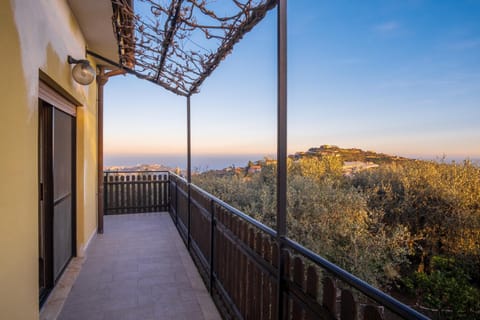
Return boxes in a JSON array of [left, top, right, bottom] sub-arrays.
[[57, 213, 221, 320]]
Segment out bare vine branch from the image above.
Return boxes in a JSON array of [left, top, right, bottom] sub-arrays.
[[112, 0, 277, 96]]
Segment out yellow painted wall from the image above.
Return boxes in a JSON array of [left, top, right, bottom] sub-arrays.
[[0, 0, 99, 318]]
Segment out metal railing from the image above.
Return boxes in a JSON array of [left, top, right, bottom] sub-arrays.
[[104, 170, 428, 319], [168, 172, 429, 320], [103, 171, 169, 214]]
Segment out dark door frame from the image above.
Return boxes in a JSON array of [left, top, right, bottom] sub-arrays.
[[38, 101, 54, 304], [38, 97, 77, 307]]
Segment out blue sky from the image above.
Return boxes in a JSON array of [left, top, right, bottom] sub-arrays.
[[104, 0, 480, 167]]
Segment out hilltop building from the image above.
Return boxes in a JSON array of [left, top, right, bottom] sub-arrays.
[[342, 161, 379, 176]]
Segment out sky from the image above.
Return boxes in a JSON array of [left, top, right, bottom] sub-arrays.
[[104, 0, 480, 168]]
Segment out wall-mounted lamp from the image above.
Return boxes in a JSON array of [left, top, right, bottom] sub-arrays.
[[68, 55, 95, 85]]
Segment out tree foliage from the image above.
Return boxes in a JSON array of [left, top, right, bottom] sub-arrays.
[[193, 157, 480, 314], [351, 160, 480, 277]]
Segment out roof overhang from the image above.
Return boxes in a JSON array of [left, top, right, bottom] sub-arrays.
[[68, 0, 121, 68]]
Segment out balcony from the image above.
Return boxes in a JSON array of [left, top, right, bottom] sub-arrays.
[[55, 212, 220, 320], [45, 170, 428, 320]]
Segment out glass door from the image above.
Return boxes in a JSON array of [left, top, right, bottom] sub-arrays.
[[38, 99, 75, 305]]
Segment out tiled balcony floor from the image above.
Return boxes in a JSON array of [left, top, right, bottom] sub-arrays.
[[56, 213, 221, 320]]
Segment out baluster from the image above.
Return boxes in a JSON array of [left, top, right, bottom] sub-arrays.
[[283, 251, 291, 319], [247, 228, 256, 319], [142, 174, 147, 212], [254, 232, 263, 319], [306, 266, 319, 320], [120, 175, 125, 213], [209, 199, 215, 293], [114, 175, 119, 214], [341, 289, 357, 320], [232, 217, 240, 308], [126, 175, 131, 213], [323, 277, 337, 318], [292, 257, 305, 320], [363, 305, 384, 320], [132, 175, 137, 212], [152, 174, 157, 212], [109, 175, 113, 213], [239, 220, 248, 317], [271, 240, 278, 320], [262, 236, 272, 320], [166, 174, 170, 211]]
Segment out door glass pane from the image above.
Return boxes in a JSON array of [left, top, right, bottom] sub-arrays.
[[52, 109, 73, 279], [53, 110, 72, 201], [53, 197, 72, 278]]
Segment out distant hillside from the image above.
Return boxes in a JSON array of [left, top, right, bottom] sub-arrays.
[[290, 145, 410, 165]]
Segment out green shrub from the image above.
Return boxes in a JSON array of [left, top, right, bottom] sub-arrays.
[[405, 256, 480, 319]]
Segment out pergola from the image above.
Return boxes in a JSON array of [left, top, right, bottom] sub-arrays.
[[89, 0, 288, 317], [85, 2, 430, 319]]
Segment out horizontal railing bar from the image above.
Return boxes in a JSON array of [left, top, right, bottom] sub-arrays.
[[190, 238, 210, 275], [177, 187, 188, 198], [177, 218, 188, 242], [168, 173, 276, 237], [283, 278, 334, 319], [104, 181, 169, 185], [189, 194, 287, 315], [105, 206, 168, 211], [189, 196, 212, 222], [169, 172, 188, 183], [212, 276, 244, 320], [215, 218, 278, 282], [284, 238, 429, 320], [104, 170, 170, 174], [177, 189, 189, 198]]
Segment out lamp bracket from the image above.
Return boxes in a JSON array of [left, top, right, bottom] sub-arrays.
[[68, 55, 89, 65]]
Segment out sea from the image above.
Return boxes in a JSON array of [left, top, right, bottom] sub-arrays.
[[104, 154, 274, 171], [105, 154, 480, 172]]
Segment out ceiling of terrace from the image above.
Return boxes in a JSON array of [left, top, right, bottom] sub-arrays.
[[111, 0, 277, 96], [68, 0, 120, 65]]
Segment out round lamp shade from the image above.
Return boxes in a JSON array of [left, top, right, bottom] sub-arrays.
[[72, 60, 95, 85]]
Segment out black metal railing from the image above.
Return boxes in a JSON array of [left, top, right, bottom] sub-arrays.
[[103, 170, 428, 319], [103, 171, 169, 214], [168, 172, 429, 320]]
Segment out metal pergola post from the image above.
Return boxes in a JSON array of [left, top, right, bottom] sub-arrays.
[[95, 67, 125, 234], [187, 95, 192, 250], [276, 0, 288, 319], [97, 67, 107, 234]]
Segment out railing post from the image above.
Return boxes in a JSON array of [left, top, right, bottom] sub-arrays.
[[276, 0, 288, 319], [187, 95, 192, 250], [209, 198, 215, 293], [175, 180, 179, 225], [165, 173, 170, 211], [103, 172, 108, 216]]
